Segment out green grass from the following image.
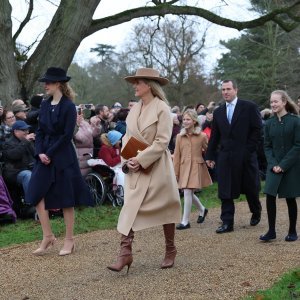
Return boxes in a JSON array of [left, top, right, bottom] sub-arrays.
[[0, 182, 265, 248], [245, 269, 300, 300], [0, 204, 121, 248]]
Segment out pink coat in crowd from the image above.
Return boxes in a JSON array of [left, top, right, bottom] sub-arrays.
[[74, 119, 100, 177]]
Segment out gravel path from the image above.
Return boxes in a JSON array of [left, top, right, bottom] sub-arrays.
[[0, 199, 299, 300]]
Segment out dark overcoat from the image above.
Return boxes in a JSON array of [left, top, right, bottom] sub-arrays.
[[206, 99, 262, 199], [26, 96, 93, 209], [2, 135, 35, 184], [264, 114, 300, 198]]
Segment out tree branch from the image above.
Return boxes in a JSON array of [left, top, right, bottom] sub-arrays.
[[12, 0, 34, 43], [87, 1, 300, 37]]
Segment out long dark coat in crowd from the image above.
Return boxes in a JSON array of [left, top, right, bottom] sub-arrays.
[[206, 99, 262, 199], [26, 96, 93, 209], [264, 113, 300, 198], [2, 135, 35, 185]]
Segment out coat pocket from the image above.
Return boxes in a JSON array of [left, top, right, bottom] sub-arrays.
[[129, 172, 141, 189]]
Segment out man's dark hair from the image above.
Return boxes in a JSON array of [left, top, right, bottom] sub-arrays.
[[117, 108, 129, 121], [195, 103, 205, 110], [94, 104, 106, 115], [222, 79, 238, 89]]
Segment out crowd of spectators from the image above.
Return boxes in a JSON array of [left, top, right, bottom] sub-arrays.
[[0, 92, 298, 227], [0, 97, 135, 224]]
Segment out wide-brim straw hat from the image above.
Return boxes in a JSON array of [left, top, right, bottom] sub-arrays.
[[124, 68, 169, 86]]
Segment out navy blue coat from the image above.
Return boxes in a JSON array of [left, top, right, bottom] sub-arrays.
[[206, 99, 262, 199], [27, 96, 93, 209]]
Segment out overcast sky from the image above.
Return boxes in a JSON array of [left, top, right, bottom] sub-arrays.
[[10, 0, 256, 74]]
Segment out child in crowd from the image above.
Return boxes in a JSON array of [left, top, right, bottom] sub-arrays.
[[98, 130, 124, 187], [173, 109, 212, 229]]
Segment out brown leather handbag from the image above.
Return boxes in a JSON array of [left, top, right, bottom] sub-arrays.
[[121, 137, 153, 173]]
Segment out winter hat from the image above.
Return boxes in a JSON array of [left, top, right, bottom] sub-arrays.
[[38, 67, 71, 82], [30, 95, 43, 109], [107, 130, 122, 146], [124, 67, 169, 86], [12, 120, 31, 131], [12, 104, 29, 114]]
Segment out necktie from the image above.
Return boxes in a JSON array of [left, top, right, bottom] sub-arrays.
[[227, 103, 233, 124]]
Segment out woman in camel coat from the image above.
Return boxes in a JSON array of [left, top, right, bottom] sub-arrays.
[[107, 68, 181, 273], [173, 109, 212, 229]]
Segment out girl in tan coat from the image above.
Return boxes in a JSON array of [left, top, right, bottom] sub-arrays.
[[173, 109, 212, 229], [107, 68, 181, 273]]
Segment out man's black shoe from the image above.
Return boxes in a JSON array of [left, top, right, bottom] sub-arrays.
[[216, 224, 234, 234], [250, 213, 261, 226]]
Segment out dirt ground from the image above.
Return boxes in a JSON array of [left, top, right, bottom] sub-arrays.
[[0, 199, 299, 300]]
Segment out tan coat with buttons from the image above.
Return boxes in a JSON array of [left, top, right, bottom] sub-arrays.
[[173, 127, 212, 189]]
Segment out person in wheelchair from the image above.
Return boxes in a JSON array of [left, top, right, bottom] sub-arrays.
[[85, 130, 124, 207], [98, 130, 124, 188], [2, 120, 35, 205]]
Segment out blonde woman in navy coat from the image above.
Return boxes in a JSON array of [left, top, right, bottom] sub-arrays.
[[260, 90, 300, 242], [27, 67, 93, 256]]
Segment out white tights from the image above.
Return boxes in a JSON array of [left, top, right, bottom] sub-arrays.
[[181, 189, 205, 225]]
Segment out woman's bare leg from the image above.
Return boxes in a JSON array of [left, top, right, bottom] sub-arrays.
[[59, 207, 75, 255], [33, 199, 56, 255]]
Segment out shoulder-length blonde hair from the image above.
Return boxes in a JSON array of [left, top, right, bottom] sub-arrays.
[[271, 90, 299, 115], [143, 79, 169, 105], [182, 109, 200, 128], [59, 82, 76, 101]]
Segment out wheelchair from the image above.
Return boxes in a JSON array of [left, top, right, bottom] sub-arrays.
[[85, 164, 124, 207]]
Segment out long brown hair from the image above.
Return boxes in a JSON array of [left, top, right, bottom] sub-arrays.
[[59, 82, 76, 101], [271, 90, 299, 115]]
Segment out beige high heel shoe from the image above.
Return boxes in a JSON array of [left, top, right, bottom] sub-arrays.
[[33, 235, 56, 256], [59, 238, 75, 256]]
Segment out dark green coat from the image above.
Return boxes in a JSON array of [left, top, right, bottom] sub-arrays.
[[264, 113, 300, 197]]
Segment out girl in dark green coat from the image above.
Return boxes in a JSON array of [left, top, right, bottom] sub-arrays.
[[260, 90, 300, 242]]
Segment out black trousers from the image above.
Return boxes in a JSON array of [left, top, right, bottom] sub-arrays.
[[220, 189, 262, 225]]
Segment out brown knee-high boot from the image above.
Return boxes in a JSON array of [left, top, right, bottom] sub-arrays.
[[160, 223, 177, 269], [107, 229, 134, 274]]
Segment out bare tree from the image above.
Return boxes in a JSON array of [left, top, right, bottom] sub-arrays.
[[1, 0, 300, 104], [122, 16, 209, 106]]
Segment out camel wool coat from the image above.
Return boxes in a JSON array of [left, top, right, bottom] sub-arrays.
[[173, 127, 212, 189], [117, 97, 181, 236]]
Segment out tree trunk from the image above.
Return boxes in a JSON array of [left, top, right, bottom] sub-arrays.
[[0, 0, 20, 106], [21, 0, 100, 99]]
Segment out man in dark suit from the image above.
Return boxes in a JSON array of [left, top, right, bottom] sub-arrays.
[[206, 80, 262, 233]]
